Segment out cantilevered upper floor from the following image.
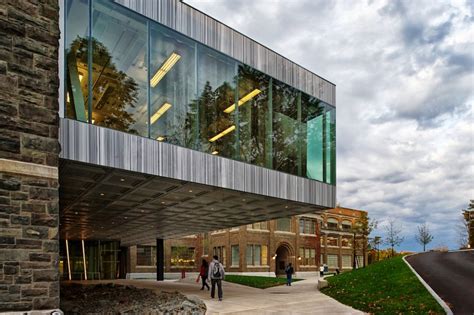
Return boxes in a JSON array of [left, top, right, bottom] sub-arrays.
[[59, 0, 336, 237]]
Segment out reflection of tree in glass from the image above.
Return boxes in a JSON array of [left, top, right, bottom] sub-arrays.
[[68, 36, 139, 134], [272, 80, 299, 174], [238, 66, 269, 166]]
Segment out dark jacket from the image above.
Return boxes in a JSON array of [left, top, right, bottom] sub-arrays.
[[285, 265, 294, 276]]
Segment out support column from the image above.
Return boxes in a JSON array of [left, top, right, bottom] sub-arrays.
[[156, 238, 164, 281]]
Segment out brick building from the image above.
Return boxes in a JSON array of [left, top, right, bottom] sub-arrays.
[[126, 207, 367, 278]]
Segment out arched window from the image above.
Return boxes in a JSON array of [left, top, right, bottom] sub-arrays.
[[342, 220, 352, 231], [327, 218, 339, 229]]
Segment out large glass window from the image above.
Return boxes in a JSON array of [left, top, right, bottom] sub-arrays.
[[327, 254, 338, 268], [247, 221, 269, 230], [65, 0, 89, 122], [150, 23, 196, 146], [170, 246, 195, 267], [272, 80, 299, 174], [246, 244, 263, 266], [198, 45, 237, 157], [237, 65, 270, 166], [63, 0, 336, 183], [299, 247, 316, 266], [137, 245, 156, 266], [213, 246, 226, 266], [231, 245, 239, 267], [299, 217, 317, 235], [91, 0, 148, 136], [276, 217, 292, 232]]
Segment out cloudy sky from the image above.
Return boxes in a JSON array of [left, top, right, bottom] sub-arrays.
[[186, 0, 473, 251]]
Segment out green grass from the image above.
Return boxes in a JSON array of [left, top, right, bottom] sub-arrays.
[[321, 256, 445, 315], [223, 275, 302, 289]]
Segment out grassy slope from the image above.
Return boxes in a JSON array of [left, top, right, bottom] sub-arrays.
[[321, 256, 445, 315], [224, 275, 302, 289]]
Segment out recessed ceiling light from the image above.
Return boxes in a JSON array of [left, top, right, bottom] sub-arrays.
[[242, 199, 246, 202], [285, 206, 288, 209], [189, 190, 193, 193], [120, 178, 125, 182], [161, 201, 166, 204], [100, 193, 104, 196], [140, 210, 145, 213], [74, 212, 78, 215], [124, 216, 128, 219]]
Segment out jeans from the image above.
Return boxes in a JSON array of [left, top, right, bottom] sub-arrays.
[[211, 279, 223, 299], [287, 274, 292, 286], [201, 276, 209, 290]]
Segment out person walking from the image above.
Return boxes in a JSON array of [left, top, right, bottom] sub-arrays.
[[285, 263, 294, 286], [199, 259, 210, 291], [208, 255, 225, 301]]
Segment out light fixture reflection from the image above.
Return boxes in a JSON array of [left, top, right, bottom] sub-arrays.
[[151, 102, 172, 124], [150, 52, 181, 87], [224, 89, 261, 113], [209, 125, 236, 142]]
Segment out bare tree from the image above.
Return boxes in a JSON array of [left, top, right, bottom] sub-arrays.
[[415, 223, 433, 252], [369, 236, 382, 262], [352, 213, 378, 268], [383, 219, 404, 257]]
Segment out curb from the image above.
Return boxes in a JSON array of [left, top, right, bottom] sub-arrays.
[[402, 254, 453, 315]]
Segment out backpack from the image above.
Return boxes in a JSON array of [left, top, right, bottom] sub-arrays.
[[212, 262, 222, 279]]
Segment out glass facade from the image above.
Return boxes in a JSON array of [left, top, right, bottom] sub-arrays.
[[64, 0, 336, 183]]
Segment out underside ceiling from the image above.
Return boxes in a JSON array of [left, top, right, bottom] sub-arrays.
[[59, 159, 327, 245]]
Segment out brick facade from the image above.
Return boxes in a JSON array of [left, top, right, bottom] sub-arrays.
[[128, 207, 367, 276], [0, 0, 60, 312]]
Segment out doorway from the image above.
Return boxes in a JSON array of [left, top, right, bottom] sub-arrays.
[[275, 244, 290, 275]]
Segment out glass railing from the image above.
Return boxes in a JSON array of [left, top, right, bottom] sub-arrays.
[[63, 0, 336, 184]]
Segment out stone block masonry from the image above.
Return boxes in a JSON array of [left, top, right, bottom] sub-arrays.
[[0, 0, 60, 312]]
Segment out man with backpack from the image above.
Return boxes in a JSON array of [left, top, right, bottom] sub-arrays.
[[208, 255, 225, 301]]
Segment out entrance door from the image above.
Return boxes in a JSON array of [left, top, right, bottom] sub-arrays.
[[275, 245, 290, 275]]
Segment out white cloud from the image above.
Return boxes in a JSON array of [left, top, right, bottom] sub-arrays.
[[186, 0, 474, 250]]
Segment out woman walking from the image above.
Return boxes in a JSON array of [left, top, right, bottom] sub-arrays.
[[199, 259, 210, 290]]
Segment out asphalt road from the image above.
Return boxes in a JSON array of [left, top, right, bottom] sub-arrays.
[[406, 250, 474, 315]]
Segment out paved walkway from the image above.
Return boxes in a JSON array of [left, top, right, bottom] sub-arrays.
[[77, 277, 364, 314]]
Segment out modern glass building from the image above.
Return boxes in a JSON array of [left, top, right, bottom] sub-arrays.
[[63, 0, 335, 183], [57, 0, 336, 280]]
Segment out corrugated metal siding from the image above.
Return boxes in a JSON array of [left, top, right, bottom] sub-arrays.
[[114, 0, 336, 107], [60, 119, 336, 207]]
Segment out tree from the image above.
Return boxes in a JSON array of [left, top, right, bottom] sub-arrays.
[[369, 236, 383, 262], [383, 219, 404, 257], [457, 214, 469, 249], [415, 223, 433, 252], [352, 213, 377, 268], [67, 36, 140, 133]]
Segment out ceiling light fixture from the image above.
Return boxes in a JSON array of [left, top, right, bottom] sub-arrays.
[[150, 102, 172, 124], [100, 193, 104, 196], [223, 89, 261, 113], [120, 178, 125, 182], [209, 125, 236, 142], [150, 52, 181, 87]]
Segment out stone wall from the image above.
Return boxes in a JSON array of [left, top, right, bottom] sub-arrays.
[[0, 0, 60, 312]]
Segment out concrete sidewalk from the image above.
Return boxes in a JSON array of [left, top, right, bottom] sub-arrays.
[[77, 278, 365, 314]]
